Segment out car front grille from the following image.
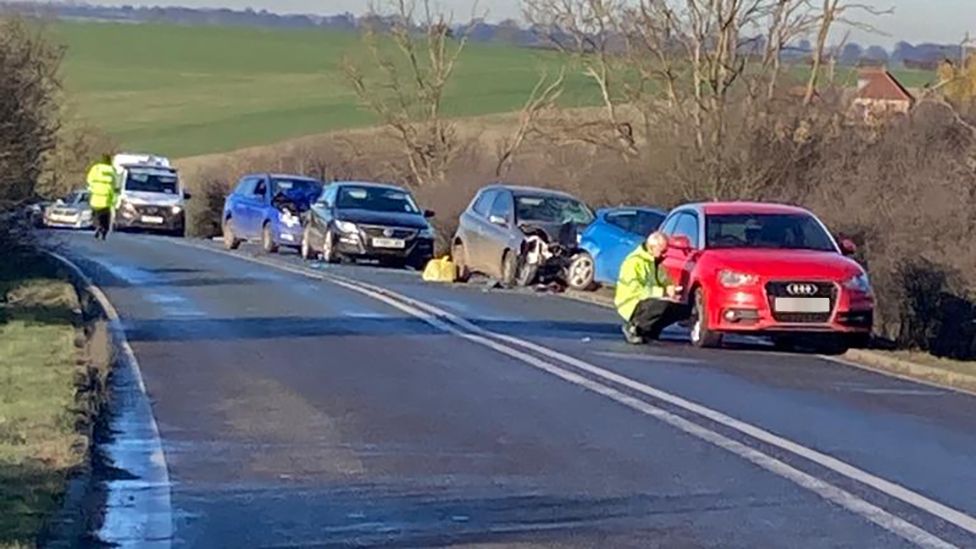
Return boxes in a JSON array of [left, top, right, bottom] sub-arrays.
[[135, 205, 167, 216], [766, 281, 837, 323], [360, 225, 418, 240]]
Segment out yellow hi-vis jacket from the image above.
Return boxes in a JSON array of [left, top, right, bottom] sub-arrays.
[[614, 244, 674, 321], [86, 162, 117, 210]]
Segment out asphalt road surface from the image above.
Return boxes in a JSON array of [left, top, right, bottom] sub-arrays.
[[53, 231, 976, 548]]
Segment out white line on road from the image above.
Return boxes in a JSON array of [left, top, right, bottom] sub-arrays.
[[184, 242, 970, 547]]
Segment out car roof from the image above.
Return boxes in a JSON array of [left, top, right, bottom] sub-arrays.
[[243, 173, 322, 181], [679, 201, 812, 216], [481, 184, 578, 199], [598, 206, 667, 216], [329, 180, 409, 192], [125, 165, 178, 176]]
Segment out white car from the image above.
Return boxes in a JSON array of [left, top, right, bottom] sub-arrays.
[[43, 190, 93, 229]]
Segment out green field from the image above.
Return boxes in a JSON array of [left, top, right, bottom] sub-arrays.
[[54, 21, 936, 159], [55, 22, 595, 158]]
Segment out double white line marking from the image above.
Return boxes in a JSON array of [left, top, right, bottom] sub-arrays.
[[192, 243, 976, 548]]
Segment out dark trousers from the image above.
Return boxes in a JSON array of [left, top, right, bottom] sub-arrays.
[[93, 208, 111, 239], [629, 299, 689, 340]]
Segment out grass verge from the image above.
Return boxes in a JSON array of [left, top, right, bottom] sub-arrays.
[[0, 253, 110, 548]]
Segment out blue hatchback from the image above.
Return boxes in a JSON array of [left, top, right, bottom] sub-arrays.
[[568, 206, 668, 290], [222, 174, 324, 253]]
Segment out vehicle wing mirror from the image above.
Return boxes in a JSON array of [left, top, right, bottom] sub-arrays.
[[669, 235, 692, 251], [840, 238, 857, 256], [183, 190, 192, 200], [424, 209, 436, 219], [489, 214, 507, 227]]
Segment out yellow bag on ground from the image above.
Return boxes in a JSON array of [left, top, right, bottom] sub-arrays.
[[422, 256, 457, 283]]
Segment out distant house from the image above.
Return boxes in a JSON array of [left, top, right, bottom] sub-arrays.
[[851, 68, 915, 120]]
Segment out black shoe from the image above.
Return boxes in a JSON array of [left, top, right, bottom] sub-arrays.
[[622, 323, 645, 345]]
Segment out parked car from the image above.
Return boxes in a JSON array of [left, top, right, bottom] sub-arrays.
[[452, 185, 595, 286], [42, 190, 93, 230], [569, 206, 668, 291], [300, 181, 436, 269], [222, 173, 324, 253], [658, 201, 874, 352]]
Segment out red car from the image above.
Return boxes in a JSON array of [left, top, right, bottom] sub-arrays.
[[659, 202, 874, 352]]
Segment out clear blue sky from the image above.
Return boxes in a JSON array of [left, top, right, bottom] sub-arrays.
[[38, 0, 976, 47]]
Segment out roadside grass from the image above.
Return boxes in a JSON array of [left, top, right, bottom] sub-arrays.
[[0, 255, 107, 548], [873, 351, 976, 379]]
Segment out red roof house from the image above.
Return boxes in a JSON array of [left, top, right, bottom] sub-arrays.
[[851, 67, 915, 120]]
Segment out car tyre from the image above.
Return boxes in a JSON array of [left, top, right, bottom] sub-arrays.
[[300, 227, 317, 260], [453, 241, 471, 283], [223, 218, 241, 250], [322, 229, 340, 264], [566, 252, 597, 291], [690, 287, 722, 348], [501, 250, 536, 287], [261, 223, 279, 254]]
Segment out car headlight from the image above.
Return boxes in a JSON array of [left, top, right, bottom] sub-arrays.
[[419, 226, 436, 239], [843, 273, 872, 295], [170, 205, 183, 215], [81, 210, 93, 219], [335, 220, 358, 234], [718, 270, 759, 288]]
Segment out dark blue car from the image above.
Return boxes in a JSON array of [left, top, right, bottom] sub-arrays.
[[221, 173, 324, 253], [567, 206, 668, 290]]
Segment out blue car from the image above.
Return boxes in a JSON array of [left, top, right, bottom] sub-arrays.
[[567, 206, 668, 290], [221, 173, 324, 253]]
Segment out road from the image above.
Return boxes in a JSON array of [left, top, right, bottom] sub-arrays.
[[54, 231, 976, 548]]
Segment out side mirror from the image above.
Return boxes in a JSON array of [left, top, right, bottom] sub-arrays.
[[55, 199, 65, 205], [840, 238, 857, 256], [183, 191, 192, 200], [669, 235, 692, 251], [423, 209, 436, 219], [489, 214, 507, 227]]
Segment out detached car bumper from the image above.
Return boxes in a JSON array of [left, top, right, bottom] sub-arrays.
[[704, 282, 874, 335]]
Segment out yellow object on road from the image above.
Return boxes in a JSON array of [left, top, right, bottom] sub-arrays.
[[422, 256, 457, 283]]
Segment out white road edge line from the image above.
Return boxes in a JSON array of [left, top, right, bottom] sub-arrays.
[[48, 252, 173, 548], [183, 242, 966, 547]]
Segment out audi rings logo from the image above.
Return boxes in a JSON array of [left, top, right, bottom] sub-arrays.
[[786, 283, 818, 296], [383, 228, 395, 237]]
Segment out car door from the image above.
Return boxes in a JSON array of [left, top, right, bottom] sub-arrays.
[[308, 185, 337, 249], [460, 190, 496, 274], [226, 177, 253, 228], [482, 190, 515, 278], [662, 211, 701, 301], [242, 176, 269, 238]]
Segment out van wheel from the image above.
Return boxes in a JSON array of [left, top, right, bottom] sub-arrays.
[[262, 223, 278, 254], [453, 241, 471, 282], [690, 288, 722, 348], [223, 218, 241, 250]]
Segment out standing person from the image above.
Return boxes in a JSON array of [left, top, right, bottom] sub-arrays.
[[614, 231, 688, 344], [86, 154, 117, 240]]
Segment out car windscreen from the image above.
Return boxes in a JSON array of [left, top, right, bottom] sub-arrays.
[[515, 195, 594, 225], [335, 186, 420, 214], [272, 178, 322, 201], [705, 213, 836, 252], [125, 171, 179, 194], [65, 191, 88, 205]]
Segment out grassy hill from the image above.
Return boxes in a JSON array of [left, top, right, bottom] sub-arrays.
[[54, 21, 936, 159], [55, 21, 594, 158]]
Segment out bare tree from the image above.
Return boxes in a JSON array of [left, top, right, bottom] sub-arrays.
[[804, 0, 890, 105], [0, 15, 63, 208], [341, 0, 474, 186], [494, 68, 565, 177]]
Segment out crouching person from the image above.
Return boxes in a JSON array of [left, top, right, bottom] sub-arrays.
[[615, 231, 689, 344]]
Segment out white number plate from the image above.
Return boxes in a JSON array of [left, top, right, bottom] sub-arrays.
[[774, 297, 830, 313], [141, 215, 165, 224], [372, 237, 406, 249]]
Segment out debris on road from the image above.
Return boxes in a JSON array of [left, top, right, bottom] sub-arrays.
[[421, 256, 457, 283]]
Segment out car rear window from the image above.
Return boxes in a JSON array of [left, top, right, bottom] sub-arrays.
[[706, 213, 836, 252]]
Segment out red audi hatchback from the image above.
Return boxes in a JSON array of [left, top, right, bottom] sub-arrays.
[[659, 202, 874, 352]]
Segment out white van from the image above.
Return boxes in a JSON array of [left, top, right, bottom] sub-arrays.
[[112, 153, 190, 236]]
